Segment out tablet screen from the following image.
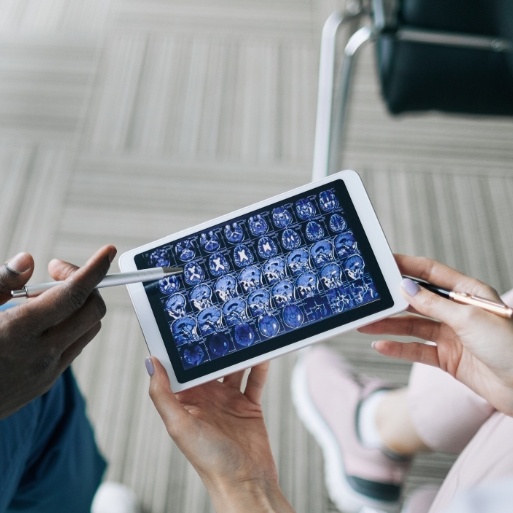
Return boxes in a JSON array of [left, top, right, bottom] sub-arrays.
[[134, 179, 394, 383]]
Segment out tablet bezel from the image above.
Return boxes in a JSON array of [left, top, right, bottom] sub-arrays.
[[119, 170, 407, 391]]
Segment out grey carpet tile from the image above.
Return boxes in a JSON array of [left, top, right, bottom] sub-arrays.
[[0, 0, 113, 33], [0, 36, 99, 141], [82, 34, 317, 163], [0, 1, 512, 512], [0, 144, 76, 273], [109, 0, 315, 39]]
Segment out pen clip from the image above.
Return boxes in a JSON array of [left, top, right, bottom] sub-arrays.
[[450, 292, 513, 319]]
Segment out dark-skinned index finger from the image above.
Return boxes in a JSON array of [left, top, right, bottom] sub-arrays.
[[22, 245, 116, 331]]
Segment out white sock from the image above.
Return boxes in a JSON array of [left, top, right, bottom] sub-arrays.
[[358, 390, 387, 449]]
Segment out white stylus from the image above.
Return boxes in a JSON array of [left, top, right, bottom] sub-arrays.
[[11, 266, 183, 298]]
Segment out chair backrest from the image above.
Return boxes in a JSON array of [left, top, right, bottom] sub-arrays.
[[377, 0, 513, 115], [400, 0, 498, 35]]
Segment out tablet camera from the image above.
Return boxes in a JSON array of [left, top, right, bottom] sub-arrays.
[[281, 228, 301, 251], [224, 222, 244, 244], [272, 206, 293, 228], [305, 221, 325, 242], [295, 197, 317, 220], [248, 214, 268, 236], [319, 189, 339, 212], [233, 244, 254, 267]]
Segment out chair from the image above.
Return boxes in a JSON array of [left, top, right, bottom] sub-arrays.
[[313, 0, 513, 180]]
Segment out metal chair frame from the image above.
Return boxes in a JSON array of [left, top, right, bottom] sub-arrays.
[[312, 0, 512, 181]]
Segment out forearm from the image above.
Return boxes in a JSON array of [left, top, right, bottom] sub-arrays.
[[207, 478, 296, 513]]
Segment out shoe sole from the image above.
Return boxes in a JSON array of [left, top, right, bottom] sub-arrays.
[[291, 351, 400, 513]]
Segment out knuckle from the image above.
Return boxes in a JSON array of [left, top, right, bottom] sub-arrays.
[[90, 294, 107, 320], [404, 319, 417, 337], [148, 382, 159, 402], [415, 257, 436, 281], [27, 346, 61, 380], [65, 281, 92, 311]]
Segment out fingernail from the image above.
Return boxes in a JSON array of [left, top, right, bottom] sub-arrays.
[[402, 278, 421, 297], [5, 253, 31, 274], [145, 357, 155, 377]]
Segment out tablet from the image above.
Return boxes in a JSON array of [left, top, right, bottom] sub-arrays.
[[119, 170, 407, 391]]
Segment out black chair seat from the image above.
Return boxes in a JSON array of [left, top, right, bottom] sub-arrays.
[[377, 0, 513, 115]]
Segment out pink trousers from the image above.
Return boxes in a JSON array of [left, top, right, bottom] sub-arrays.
[[407, 363, 513, 513]]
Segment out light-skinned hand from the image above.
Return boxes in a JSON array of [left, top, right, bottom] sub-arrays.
[[359, 254, 513, 416], [147, 357, 295, 513]]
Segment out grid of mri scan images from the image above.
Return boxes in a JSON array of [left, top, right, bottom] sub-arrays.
[[135, 183, 380, 373]]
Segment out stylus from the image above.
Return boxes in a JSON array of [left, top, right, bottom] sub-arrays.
[[405, 276, 513, 319], [11, 267, 183, 299]]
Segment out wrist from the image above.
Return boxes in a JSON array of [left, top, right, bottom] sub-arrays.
[[206, 476, 295, 513]]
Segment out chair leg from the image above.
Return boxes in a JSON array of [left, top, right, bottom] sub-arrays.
[[312, 20, 375, 181], [312, 11, 352, 182], [331, 25, 375, 172]]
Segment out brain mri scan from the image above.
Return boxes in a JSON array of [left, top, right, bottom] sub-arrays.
[[137, 184, 381, 372]]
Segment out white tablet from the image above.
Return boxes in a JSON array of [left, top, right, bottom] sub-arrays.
[[119, 170, 407, 391]]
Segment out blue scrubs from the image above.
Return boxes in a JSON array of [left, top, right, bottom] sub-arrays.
[[0, 369, 106, 513]]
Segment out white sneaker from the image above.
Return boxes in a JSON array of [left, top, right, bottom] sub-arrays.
[[91, 482, 141, 513]]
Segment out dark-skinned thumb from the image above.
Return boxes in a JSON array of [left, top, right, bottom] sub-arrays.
[[0, 253, 34, 302]]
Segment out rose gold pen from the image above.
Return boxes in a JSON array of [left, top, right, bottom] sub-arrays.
[[406, 277, 513, 319]]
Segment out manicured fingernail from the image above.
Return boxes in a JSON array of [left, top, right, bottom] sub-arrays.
[[5, 253, 31, 274], [402, 278, 421, 297], [145, 357, 155, 377]]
